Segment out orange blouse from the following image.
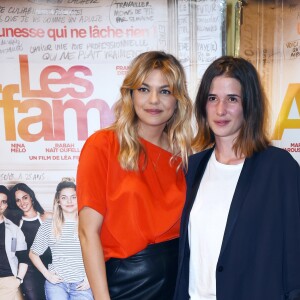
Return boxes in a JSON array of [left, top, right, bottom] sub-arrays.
[[76, 129, 186, 261]]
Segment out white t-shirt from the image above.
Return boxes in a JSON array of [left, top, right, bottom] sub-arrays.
[[188, 151, 244, 299]]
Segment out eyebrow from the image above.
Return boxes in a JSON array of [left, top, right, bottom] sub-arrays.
[[16, 194, 28, 201], [141, 83, 170, 89], [227, 94, 242, 98], [208, 93, 242, 98]]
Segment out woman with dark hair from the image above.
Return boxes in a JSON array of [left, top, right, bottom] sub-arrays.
[[174, 56, 300, 300], [0, 185, 27, 300], [9, 183, 52, 300], [29, 178, 92, 300]]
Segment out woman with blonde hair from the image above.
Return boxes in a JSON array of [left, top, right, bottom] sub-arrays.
[[29, 178, 93, 300], [77, 51, 193, 299]]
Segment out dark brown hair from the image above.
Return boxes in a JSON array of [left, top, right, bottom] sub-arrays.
[[193, 56, 270, 157], [9, 183, 45, 215]]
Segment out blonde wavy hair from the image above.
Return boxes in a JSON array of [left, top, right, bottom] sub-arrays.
[[52, 177, 77, 239], [111, 51, 193, 171]]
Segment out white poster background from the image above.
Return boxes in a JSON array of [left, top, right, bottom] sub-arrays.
[[0, 0, 225, 209]]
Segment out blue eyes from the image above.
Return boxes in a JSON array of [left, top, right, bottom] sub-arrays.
[[161, 89, 171, 95], [137, 87, 172, 95], [137, 87, 148, 92], [60, 196, 77, 201]]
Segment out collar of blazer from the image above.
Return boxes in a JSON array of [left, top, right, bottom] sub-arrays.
[[182, 148, 260, 258]]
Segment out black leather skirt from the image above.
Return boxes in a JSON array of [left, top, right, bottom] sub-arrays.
[[105, 238, 179, 300]]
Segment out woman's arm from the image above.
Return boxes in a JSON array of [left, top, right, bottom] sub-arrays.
[[16, 262, 28, 282], [29, 250, 62, 284], [79, 206, 110, 300], [15, 250, 28, 282]]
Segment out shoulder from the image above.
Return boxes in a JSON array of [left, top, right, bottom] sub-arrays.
[[256, 146, 299, 168], [189, 148, 213, 163], [79, 129, 119, 164], [248, 146, 299, 182], [85, 129, 116, 145], [261, 145, 293, 157], [186, 148, 214, 182], [4, 217, 24, 235], [39, 218, 53, 229], [41, 211, 53, 222], [81, 129, 118, 153], [4, 209, 22, 225], [4, 217, 17, 228]]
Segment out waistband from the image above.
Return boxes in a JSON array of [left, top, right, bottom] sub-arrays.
[[137, 238, 179, 255], [108, 238, 179, 262]]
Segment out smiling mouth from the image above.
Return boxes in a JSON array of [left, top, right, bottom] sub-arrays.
[[145, 109, 163, 114], [215, 120, 230, 126]]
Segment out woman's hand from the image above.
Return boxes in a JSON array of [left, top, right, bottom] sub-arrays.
[[44, 270, 63, 284], [79, 207, 110, 299], [76, 277, 91, 290]]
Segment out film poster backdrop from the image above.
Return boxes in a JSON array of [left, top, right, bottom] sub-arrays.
[[0, 0, 298, 298], [0, 0, 224, 298], [239, 0, 300, 163], [0, 0, 225, 208]]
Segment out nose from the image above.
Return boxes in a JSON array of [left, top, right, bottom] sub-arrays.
[[216, 100, 227, 116], [67, 197, 72, 203], [149, 90, 159, 104]]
